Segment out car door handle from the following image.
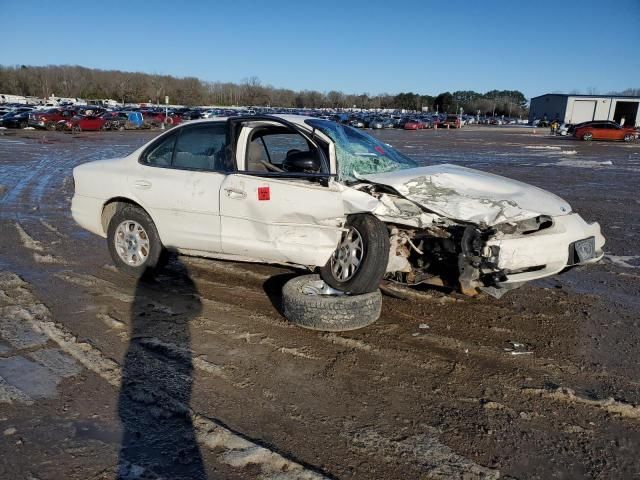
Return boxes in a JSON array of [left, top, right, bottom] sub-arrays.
[[224, 188, 246, 199], [133, 180, 152, 189]]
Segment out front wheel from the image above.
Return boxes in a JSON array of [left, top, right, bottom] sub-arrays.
[[623, 133, 634, 142], [107, 205, 164, 278], [583, 132, 593, 141], [320, 214, 389, 294]]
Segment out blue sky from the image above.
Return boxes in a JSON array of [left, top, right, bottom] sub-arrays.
[[2, 0, 639, 99]]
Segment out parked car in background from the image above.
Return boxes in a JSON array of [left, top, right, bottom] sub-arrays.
[[574, 121, 638, 142], [349, 117, 367, 128], [142, 110, 183, 127], [556, 123, 571, 136], [0, 108, 33, 128], [29, 108, 77, 130], [61, 114, 107, 133], [100, 111, 144, 130], [443, 115, 461, 128], [403, 118, 426, 130], [369, 117, 394, 129]]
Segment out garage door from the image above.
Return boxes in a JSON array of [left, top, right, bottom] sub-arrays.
[[569, 100, 596, 124]]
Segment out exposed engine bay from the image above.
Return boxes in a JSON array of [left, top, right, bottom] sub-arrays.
[[356, 183, 557, 297]]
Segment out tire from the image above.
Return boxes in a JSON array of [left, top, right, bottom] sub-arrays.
[[45, 122, 56, 131], [107, 205, 164, 278], [623, 133, 634, 142], [282, 274, 382, 331], [320, 214, 389, 294], [19, 121, 27, 129], [583, 132, 593, 141], [71, 125, 81, 134]]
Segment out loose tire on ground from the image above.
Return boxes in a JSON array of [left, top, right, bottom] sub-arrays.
[[107, 205, 164, 278], [320, 214, 389, 295], [282, 274, 382, 331]]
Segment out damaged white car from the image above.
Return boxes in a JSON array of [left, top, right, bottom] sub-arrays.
[[72, 115, 605, 298]]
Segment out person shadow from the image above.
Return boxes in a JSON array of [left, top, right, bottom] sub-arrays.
[[117, 258, 206, 480]]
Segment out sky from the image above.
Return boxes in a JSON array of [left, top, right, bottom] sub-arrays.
[[2, 0, 639, 99]]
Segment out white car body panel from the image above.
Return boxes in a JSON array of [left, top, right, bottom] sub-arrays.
[[71, 114, 605, 296], [219, 174, 344, 266], [485, 213, 605, 284], [128, 163, 224, 252]]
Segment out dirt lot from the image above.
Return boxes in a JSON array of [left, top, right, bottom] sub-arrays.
[[0, 125, 639, 480]]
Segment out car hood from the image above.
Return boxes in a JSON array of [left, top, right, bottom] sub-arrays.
[[359, 164, 572, 225]]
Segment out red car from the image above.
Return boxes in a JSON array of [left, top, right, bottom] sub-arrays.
[[141, 110, 182, 127], [29, 108, 77, 130], [443, 115, 462, 128], [63, 115, 107, 133], [574, 121, 637, 142], [403, 119, 425, 130]]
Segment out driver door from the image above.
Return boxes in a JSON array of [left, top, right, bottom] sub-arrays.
[[219, 118, 344, 266]]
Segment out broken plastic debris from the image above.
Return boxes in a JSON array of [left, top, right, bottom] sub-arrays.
[[504, 340, 533, 355]]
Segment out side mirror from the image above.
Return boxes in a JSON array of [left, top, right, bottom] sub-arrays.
[[282, 151, 321, 173]]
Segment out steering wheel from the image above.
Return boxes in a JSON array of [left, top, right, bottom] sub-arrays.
[[260, 160, 285, 173]]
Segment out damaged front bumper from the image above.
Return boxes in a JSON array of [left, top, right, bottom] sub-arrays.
[[484, 213, 605, 285]]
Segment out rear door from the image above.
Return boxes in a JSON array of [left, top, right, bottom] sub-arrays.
[[130, 122, 229, 252], [219, 118, 344, 266]]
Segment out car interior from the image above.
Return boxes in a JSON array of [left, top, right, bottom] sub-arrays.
[[242, 123, 326, 175]]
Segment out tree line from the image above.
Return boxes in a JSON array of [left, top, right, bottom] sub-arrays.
[[0, 64, 528, 115]]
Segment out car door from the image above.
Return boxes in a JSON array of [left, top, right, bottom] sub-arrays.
[[130, 122, 229, 253], [219, 118, 344, 266]]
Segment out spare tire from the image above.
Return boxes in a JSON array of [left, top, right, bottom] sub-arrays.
[[282, 274, 382, 331], [320, 214, 389, 294]]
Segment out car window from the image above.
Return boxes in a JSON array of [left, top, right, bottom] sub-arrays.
[[173, 124, 227, 171], [145, 132, 177, 167], [261, 133, 309, 165]]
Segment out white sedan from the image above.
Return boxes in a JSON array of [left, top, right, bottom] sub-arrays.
[[72, 115, 605, 297]]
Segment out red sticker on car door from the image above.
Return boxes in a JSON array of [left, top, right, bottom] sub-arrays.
[[258, 186, 270, 201]]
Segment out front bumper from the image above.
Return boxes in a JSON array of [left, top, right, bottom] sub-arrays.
[[485, 213, 605, 284]]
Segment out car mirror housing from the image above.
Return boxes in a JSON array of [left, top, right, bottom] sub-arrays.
[[282, 151, 321, 173]]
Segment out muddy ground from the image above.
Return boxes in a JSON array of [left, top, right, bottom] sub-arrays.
[[0, 125, 639, 480]]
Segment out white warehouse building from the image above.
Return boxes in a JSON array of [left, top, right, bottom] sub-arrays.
[[529, 94, 640, 127]]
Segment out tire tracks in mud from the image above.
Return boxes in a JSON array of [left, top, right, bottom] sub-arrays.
[[49, 269, 506, 478], [49, 266, 640, 473]]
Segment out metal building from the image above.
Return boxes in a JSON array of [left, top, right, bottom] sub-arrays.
[[529, 94, 640, 126]]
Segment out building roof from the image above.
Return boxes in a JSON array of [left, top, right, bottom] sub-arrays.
[[532, 93, 640, 100]]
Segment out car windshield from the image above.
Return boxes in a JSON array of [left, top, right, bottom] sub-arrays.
[[305, 119, 418, 181]]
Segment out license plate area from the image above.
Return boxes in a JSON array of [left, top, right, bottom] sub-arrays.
[[568, 236, 596, 264]]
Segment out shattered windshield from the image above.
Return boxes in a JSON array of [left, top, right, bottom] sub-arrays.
[[305, 119, 418, 181]]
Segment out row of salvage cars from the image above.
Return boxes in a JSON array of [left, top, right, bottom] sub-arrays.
[[72, 115, 605, 330], [0, 106, 145, 132]]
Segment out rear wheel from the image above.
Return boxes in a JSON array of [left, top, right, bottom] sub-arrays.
[[71, 124, 81, 134], [107, 205, 164, 278], [45, 122, 56, 131], [623, 133, 634, 142], [582, 132, 593, 141], [320, 214, 389, 294]]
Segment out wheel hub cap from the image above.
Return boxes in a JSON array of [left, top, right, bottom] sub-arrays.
[[114, 220, 150, 267]]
